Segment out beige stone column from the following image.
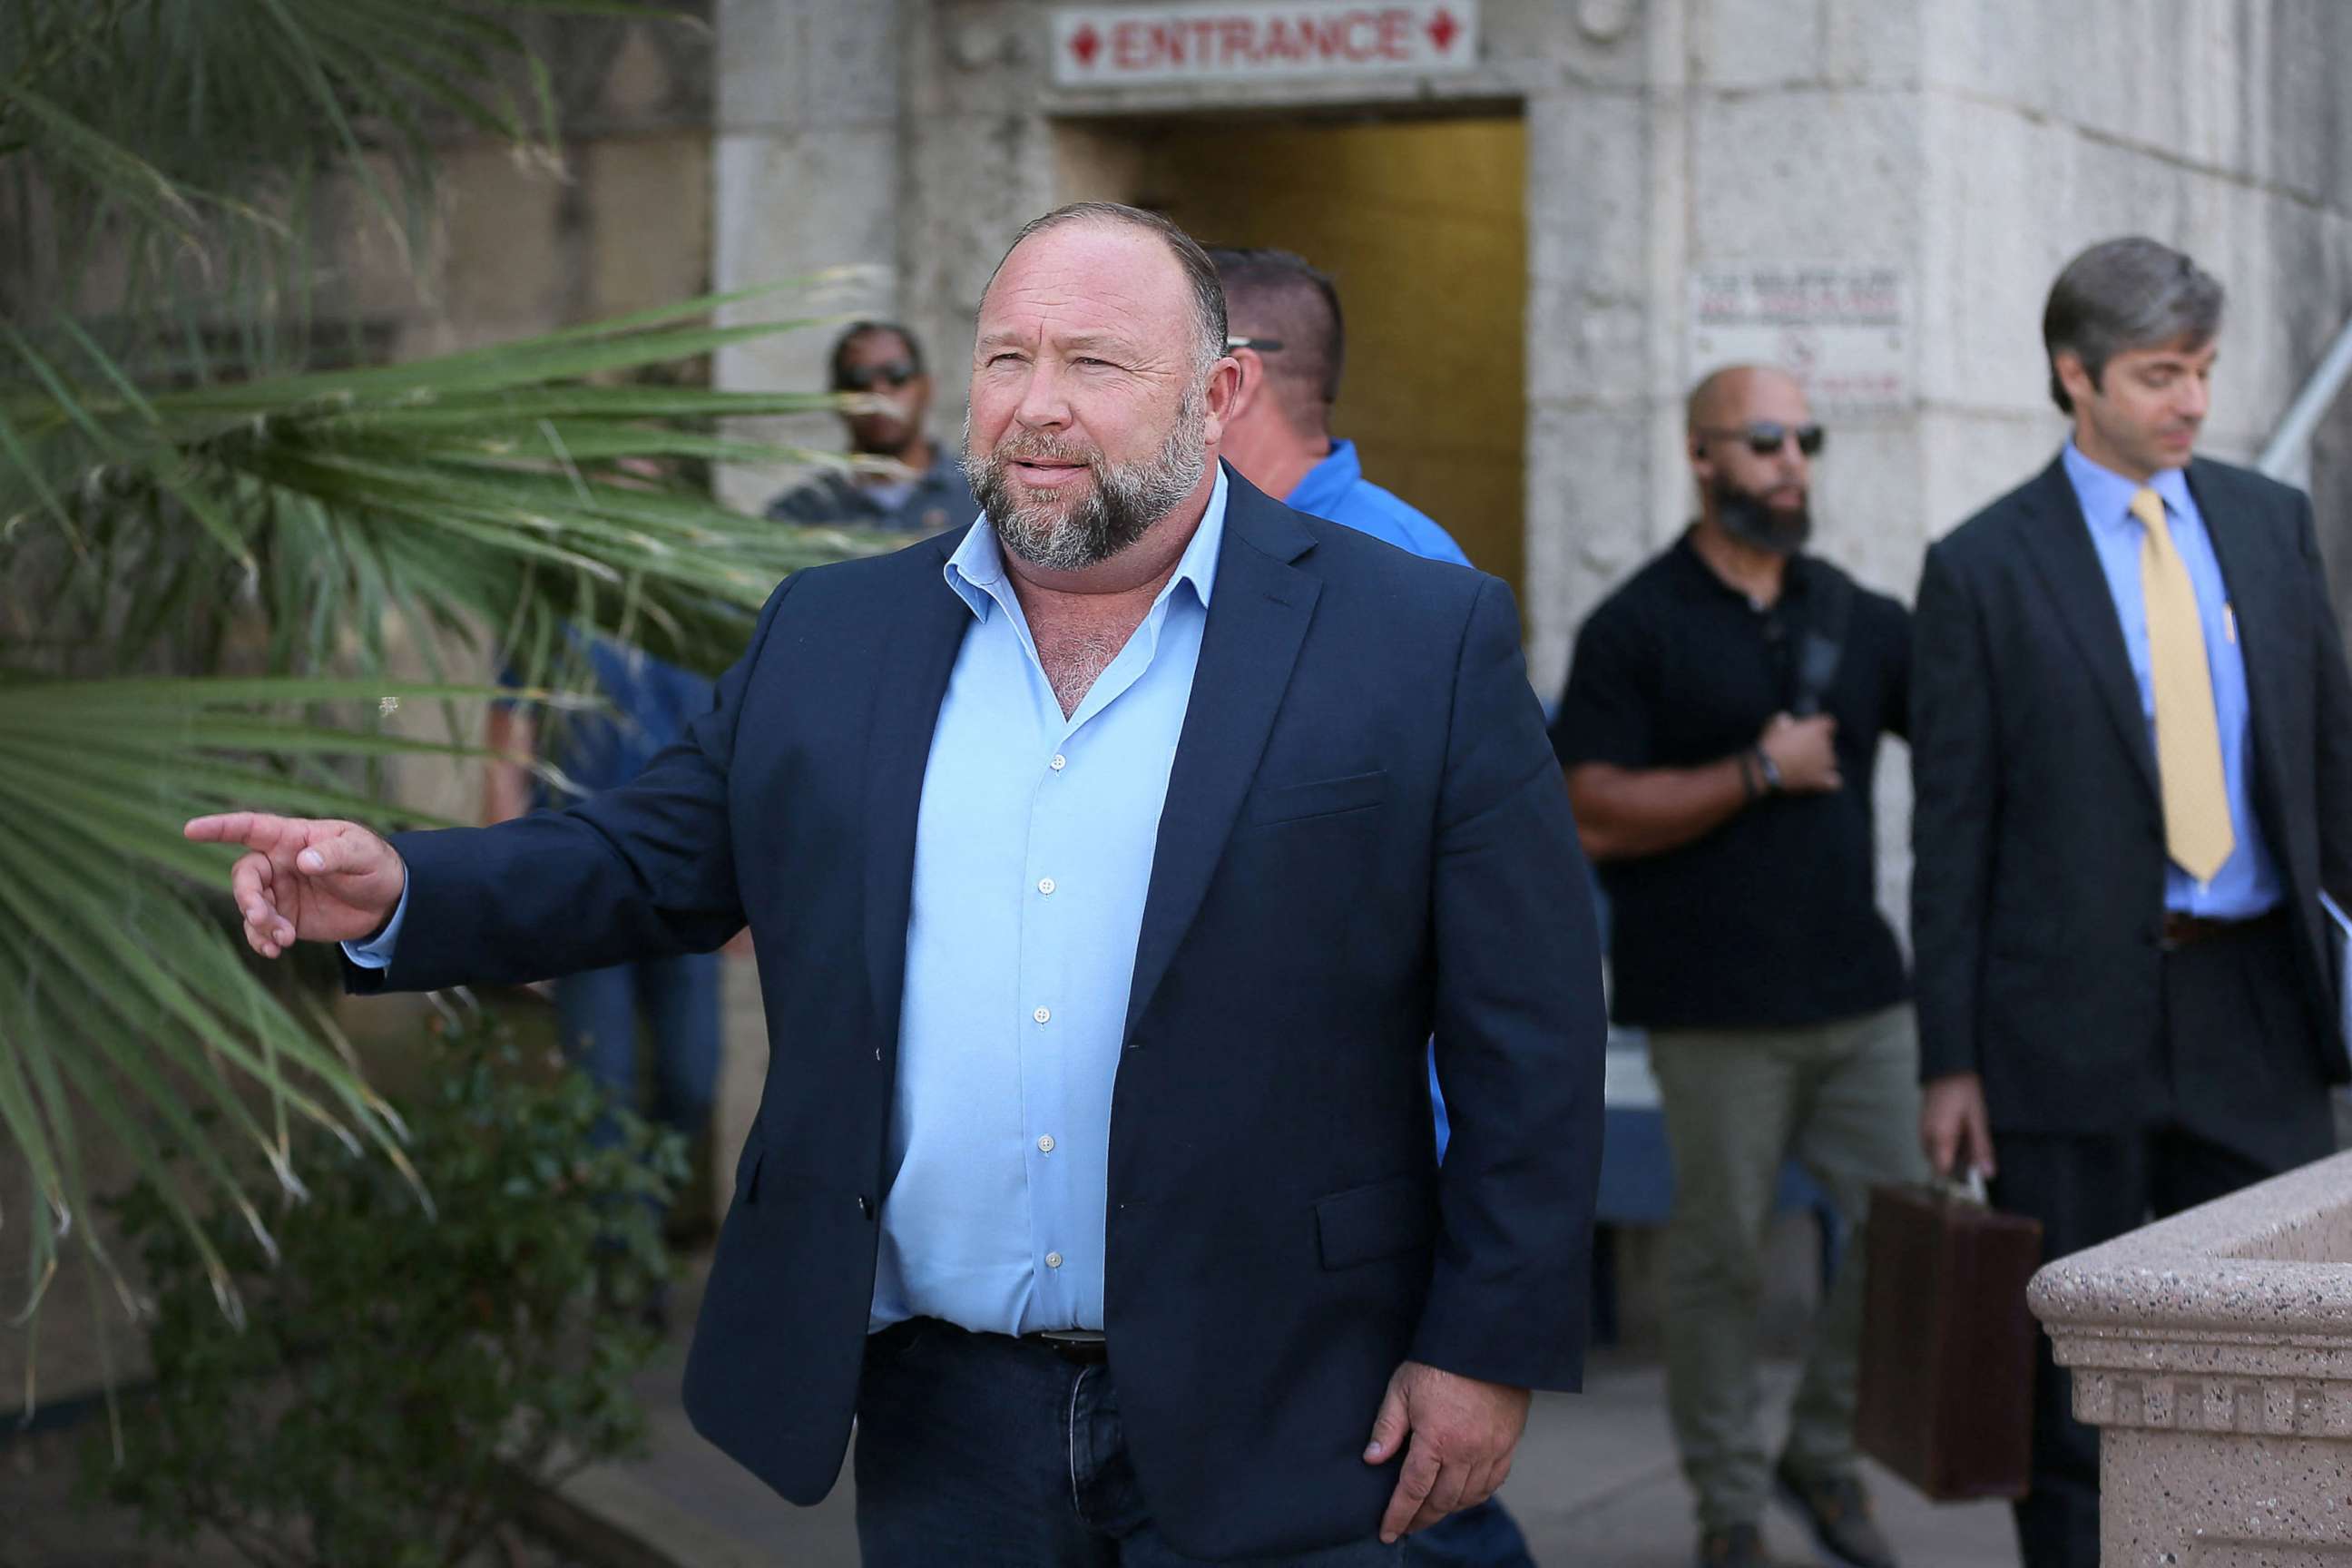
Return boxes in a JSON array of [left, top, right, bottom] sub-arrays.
[[2029, 1151, 2352, 1566]]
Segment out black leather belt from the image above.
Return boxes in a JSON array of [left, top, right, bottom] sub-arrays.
[[2160, 908, 2284, 951], [1022, 1328, 1109, 1366]]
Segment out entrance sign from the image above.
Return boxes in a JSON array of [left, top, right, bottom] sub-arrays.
[[1687, 265, 1911, 415], [1049, 2, 1479, 87]]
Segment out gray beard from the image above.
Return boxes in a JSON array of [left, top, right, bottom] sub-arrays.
[[964, 387, 1209, 573]]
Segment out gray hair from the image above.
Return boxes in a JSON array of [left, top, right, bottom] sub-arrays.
[[985, 202, 1229, 371], [2043, 237, 2225, 414]]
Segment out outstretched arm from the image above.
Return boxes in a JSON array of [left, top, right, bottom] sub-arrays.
[[184, 576, 797, 993]]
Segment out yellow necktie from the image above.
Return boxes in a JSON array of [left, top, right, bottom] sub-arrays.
[[2133, 485, 2233, 882]]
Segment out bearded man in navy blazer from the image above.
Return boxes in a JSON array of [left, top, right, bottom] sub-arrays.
[[187, 202, 1606, 1564]]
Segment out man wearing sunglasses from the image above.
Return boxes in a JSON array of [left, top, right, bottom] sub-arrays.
[[1911, 239, 2352, 1568], [766, 320, 978, 537], [1552, 366, 1921, 1568]]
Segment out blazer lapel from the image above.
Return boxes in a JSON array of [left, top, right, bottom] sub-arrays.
[[2188, 459, 2293, 832], [2014, 456, 2160, 802], [862, 533, 973, 1050], [1123, 472, 1321, 1040]]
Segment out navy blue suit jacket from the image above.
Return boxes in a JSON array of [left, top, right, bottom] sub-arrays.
[[351, 467, 1605, 1559]]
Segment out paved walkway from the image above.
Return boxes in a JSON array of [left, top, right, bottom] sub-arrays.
[[555, 1268, 2019, 1568]]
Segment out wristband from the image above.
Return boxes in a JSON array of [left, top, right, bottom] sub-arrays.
[[1751, 747, 1782, 794]]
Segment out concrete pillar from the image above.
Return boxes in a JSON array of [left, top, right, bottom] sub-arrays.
[[2030, 1152, 2352, 1565], [711, 0, 907, 513]]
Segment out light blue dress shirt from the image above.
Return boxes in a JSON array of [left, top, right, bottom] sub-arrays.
[[349, 473, 1228, 1342], [873, 468, 1226, 1335], [345, 881, 407, 965], [2060, 441, 2282, 916], [1285, 439, 1471, 567]]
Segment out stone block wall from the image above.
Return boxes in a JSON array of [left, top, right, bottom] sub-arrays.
[[706, 0, 2352, 937], [1914, 0, 2352, 533], [316, 6, 717, 363], [711, 0, 907, 513]]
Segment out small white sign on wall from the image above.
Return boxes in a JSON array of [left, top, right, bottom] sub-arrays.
[[1687, 265, 1911, 416], [1049, 1, 1479, 88]]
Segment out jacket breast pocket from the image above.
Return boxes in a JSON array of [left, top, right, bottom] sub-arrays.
[[1247, 769, 1388, 827], [1315, 1174, 1437, 1269]]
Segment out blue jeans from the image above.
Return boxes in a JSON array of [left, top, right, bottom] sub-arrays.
[[554, 953, 721, 1156], [1411, 1500, 1536, 1567], [855, 1319, 1428, 1566]]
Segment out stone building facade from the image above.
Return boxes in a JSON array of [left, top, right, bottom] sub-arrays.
[[15, 0, 2352, 1424], [710, 0, 2352, 690], [321, 9, 718, 365], [707, 0, 2352, 930]]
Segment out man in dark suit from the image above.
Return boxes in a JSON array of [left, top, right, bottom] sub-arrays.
[[1910, 235, 2352, 1568], [185, 201, 1606, 1564]]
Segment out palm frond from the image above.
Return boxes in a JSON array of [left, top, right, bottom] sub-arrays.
[[0, 0, 903, 1400], [0, 293, 897, 681], [0, 675, 612, 1403]]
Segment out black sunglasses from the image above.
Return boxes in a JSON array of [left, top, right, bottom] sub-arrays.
[[1225, 335, 1285, 353], [838, 361, 919, 392], [1699, 421, 1825, 457]]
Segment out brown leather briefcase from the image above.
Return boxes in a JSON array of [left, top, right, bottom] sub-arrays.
[[1854, 1181, 2043, 1501]]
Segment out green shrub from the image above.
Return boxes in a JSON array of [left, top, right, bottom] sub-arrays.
[[83, 1019, 688, 1568]]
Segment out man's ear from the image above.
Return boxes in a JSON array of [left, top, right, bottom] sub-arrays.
[[2053, 350, 2095, 408], [1220, 350, 1259, 423], [1202, 354, 1246, 442]]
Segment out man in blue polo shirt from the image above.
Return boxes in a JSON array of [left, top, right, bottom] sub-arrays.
[[1211, 245, 1525, 1568], [1210, 248, 1471, 569]]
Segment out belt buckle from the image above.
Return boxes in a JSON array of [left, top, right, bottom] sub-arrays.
[[2160, 910, 2204, 951], [1034, 1328, 1108, 1365]]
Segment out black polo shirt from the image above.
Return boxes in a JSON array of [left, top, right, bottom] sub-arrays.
[[1550, 533, 1911, 1031]]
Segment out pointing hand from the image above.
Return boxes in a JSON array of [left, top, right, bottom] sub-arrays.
[[182, 813, 406, 958]]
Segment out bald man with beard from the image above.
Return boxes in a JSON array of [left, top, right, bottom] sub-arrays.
[[1550, 367, 1926, 1568]]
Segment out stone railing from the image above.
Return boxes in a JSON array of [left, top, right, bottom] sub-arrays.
[[2028, 1150, 2352, 1566]]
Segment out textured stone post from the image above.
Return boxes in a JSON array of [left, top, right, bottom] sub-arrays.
[[2028, 1151, 2352, 1566]]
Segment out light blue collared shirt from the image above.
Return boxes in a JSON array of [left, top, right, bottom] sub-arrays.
[[356, 473, 1230, 1340], [345, 882, 407, 965], [875, 466, 1226, 1333], [350, 475, 1232, 1335], [2061, 441, 2282, 916]]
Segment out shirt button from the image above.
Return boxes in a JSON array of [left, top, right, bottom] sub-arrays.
[[1037, 1134, 1055, 1153], [1034, 1005, 1052, 1024], [1050, 754, 1067, 771], [1037, 877, 1056, 896], [1045, 1251, 1064, 1269]]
